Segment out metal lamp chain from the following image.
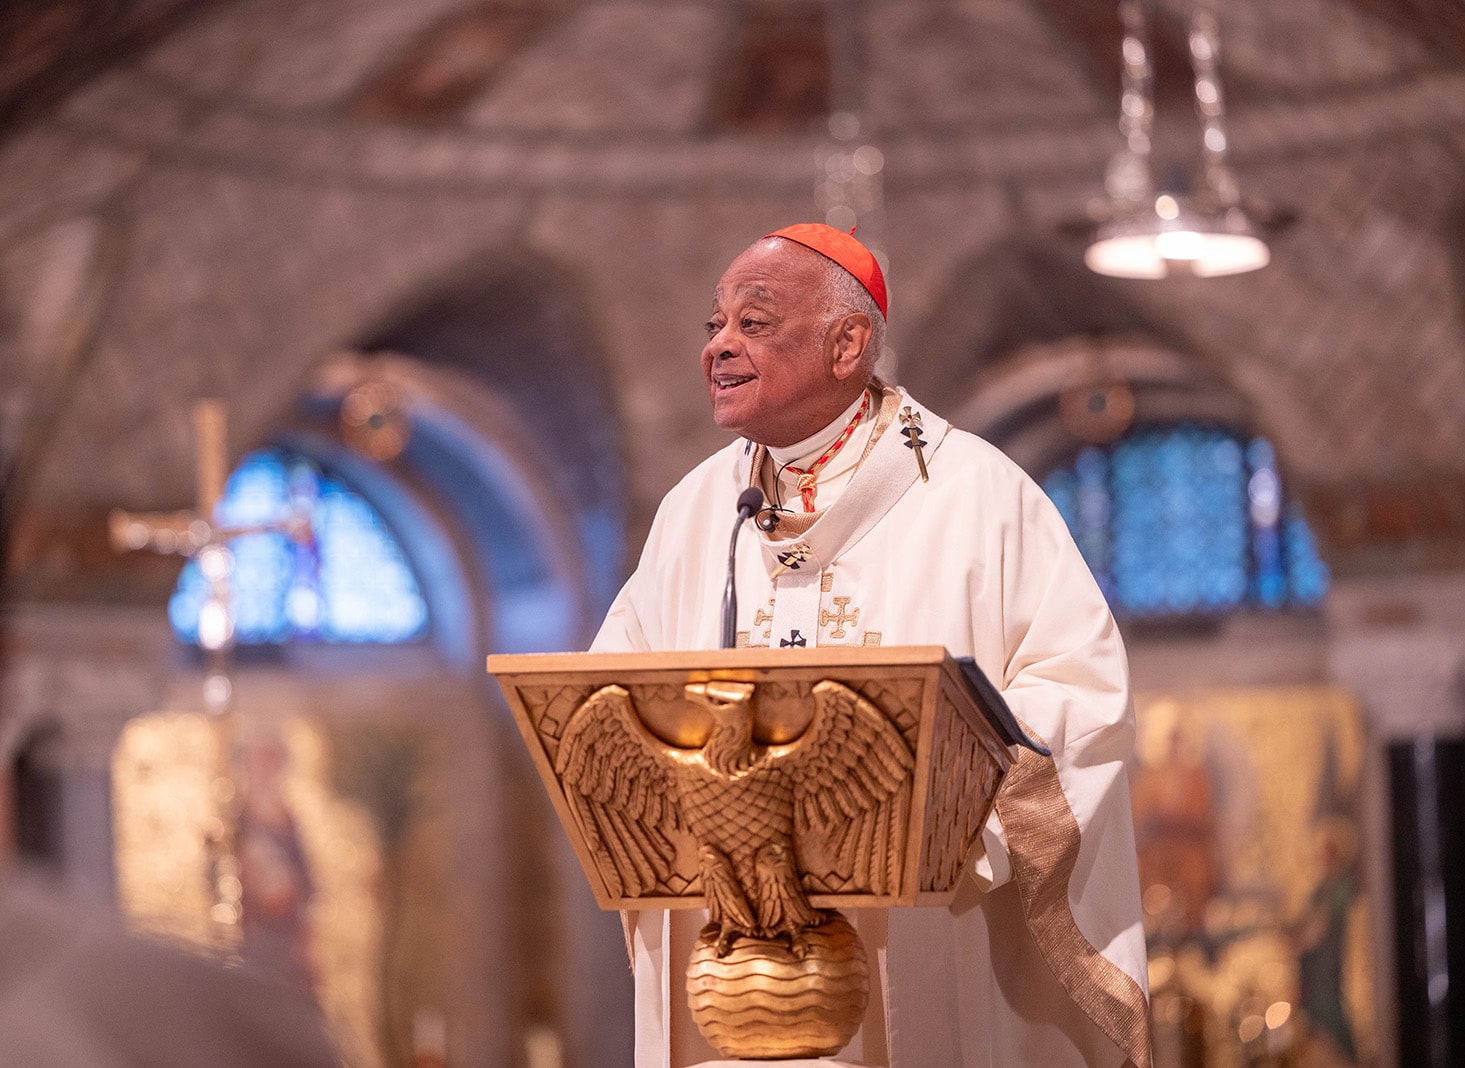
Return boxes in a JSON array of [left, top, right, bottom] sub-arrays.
[[1108, 0, 1156, 206], [1188, 6, 1240, 208]]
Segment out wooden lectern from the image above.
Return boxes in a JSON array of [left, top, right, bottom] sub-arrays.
[[489, 645, 1033, 1063]]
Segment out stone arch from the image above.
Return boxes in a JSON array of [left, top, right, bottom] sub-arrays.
[[2, 698, 122, 898], [247, 255, 634, 1066], [7, 719, 65, 867], [351, 246, 626, 616], [902, 238, 1194, 406], [947, 333, 1254, 478], [906, 237, 1322, 506], [246, 241, 630, 661], [918, 241, 1339, 665], [283, 357, 587, 666], [102, 250, 635, 1066]]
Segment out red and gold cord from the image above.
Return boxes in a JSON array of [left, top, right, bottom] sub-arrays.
[[783, 390, 871, 512]]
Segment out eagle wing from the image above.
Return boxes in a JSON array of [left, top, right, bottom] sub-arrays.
[[554, 684, 682, 899], [773, 679, 915, 896]]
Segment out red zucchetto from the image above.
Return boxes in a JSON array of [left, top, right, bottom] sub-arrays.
[[764, 223, 888, 320]]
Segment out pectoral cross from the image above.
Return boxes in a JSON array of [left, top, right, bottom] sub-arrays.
[[770, 542, 811, 580], [899, 406, 930, 483]]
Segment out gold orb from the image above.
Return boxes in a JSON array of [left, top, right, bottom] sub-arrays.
[[686, 912, 868, 1059]]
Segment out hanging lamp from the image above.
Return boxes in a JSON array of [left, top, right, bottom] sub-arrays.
[[1085, 2, 1270, 279]]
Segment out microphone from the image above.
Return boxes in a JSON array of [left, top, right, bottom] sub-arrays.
[[721, 487, 764, 649]]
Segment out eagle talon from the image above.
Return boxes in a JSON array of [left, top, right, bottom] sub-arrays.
[[699, 920, 745, 958], [776, 911, 826, 959], [715, 928, 740, 957], [782, 930, 810, 959]]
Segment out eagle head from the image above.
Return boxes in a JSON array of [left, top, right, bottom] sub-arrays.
[[684, 680, 758, 777]]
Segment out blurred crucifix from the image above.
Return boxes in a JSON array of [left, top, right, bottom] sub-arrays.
[[109, 400, 312, 702], [108, 399, 313, 947]]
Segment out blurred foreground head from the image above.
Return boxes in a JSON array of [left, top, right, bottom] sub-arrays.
[[0, 864, 341, 1068]]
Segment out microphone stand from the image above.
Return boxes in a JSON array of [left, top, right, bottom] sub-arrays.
[[721, 487, 765, 649]]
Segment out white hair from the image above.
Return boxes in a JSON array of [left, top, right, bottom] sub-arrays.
[[814, 252, 886, 372], [757, 236, 886, 374]]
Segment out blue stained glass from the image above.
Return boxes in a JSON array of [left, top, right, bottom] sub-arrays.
[[229, 531, 294, 642], [169, 450, 428, 645], [1106, 427, 1248, 616], [1073, 448, 1112, 597], [1246, 437, 1287, 608], [168, 561, 207, 643], [1043, 424, 1330, 619], [1284, 501, 1331, 606]]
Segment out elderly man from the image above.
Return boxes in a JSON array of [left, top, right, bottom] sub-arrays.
[[593, 224, 1150, 1067]]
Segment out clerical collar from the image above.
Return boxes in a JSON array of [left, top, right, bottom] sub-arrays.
[[767, 390, 871, 470], [760, 389, 877, 515]]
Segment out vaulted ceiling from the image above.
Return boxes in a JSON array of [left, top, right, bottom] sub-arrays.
[[2, 0, 1463, 594], [7, 0, 1463, 134]]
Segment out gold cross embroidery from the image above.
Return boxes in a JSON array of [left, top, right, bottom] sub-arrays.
[[753, 599, 774, 639], [819, 596, 861, 640]]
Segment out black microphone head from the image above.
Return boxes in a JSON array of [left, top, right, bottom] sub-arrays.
[[736, 487, 764, 518]]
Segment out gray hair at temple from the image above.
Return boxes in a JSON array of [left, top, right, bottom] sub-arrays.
[[815, 254, 886, 371]]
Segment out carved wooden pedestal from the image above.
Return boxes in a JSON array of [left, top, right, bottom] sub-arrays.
[[490, 647, 1016, 1061]]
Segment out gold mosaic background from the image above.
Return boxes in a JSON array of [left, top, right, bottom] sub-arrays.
[[111, 712, 439, 1068], [1134, 686, 1374, 1068]]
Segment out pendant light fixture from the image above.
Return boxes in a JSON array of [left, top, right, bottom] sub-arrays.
[[1085, 2, 1270, 279]]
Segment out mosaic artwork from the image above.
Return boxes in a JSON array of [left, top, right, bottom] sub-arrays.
[[1133, 687, 1374, 1068], [113, 712, 451, 1068]]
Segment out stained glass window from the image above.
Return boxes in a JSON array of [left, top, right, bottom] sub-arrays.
[[170, 450, 429, 645], [1043, 425, 1329, 618]]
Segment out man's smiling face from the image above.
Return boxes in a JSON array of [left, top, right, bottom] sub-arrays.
[[700, 239, 849, 449]]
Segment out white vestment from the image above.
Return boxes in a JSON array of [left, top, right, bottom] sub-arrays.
[[593, 385, 1151, 1068]]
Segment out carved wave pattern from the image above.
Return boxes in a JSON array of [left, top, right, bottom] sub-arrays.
[[686, 914, 868, 1059]]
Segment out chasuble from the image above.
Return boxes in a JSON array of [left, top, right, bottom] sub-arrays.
[[593, 385, 1150, 1068]]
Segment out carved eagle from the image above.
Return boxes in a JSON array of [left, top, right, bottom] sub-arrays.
[[554, 678, 913, 955]]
